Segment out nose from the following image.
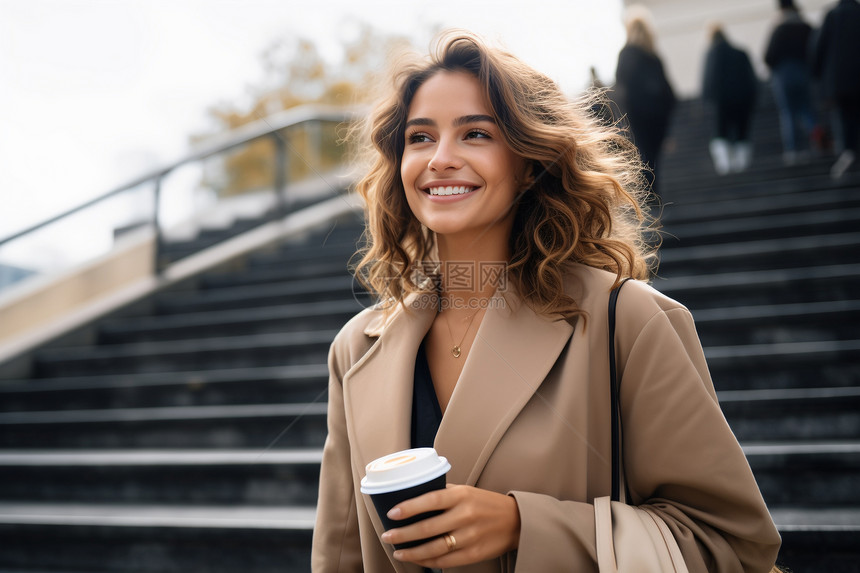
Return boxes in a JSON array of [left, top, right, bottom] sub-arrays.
[[427, 137, 463, 172]]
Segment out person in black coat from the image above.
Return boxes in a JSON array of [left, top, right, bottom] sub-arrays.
[[702, 24, 758, 175], [614, 13, 675, 197], [764, 0, 820, 164], [812, 0, 860, 178]]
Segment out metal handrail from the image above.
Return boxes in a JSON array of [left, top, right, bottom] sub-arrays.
[[0, 104, 360, 249]]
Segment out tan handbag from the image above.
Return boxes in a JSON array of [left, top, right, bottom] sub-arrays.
[[594, 280, 690, 573]]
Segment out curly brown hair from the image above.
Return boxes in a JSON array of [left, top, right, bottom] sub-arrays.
[[352, 31, 657, 322]]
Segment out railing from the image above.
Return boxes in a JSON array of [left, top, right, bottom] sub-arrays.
[[0, 104, 360, 293]]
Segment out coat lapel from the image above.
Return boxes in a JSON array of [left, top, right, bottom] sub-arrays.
[[434, 292, 575, 486], [343, 293, 438, 470]]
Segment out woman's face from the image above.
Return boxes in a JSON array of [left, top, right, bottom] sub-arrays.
[[400, 70, 526, 244]]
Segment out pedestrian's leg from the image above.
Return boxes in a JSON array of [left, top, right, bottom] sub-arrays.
[[772, 78, 796, 162], [730, 105, 754, 173], [831, 97, 859, 179], [841, 98, 860, 154], [710, 105, 731, 175]]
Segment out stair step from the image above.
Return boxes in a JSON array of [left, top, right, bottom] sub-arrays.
[[655, 264, 858, 309], [200, 260, 351, 288], [244, 246, 357, 270], [661, 208, 860, 247], [658, 232, 860, 274], [99, 299, 361, 344], [0, 403, 328, 449], [154, 276, 366, 313], [0, 364, 328, 411], [0, 449, 323, 466], [663, 172, 858, 207], [248, 242, 357, 268], [660, 187, 859, 225], [662, 159, 843, 195], [0, 508, 313, 572], [160, 218, 275, 256], [0, 502, 316, 529], [691, 300, 860, 346], [160, 216, 361, 258], [34, 330, 337, 377], [707, 340, 860, 365], [771, 507, 860, 533], [772, 507, 860, 572], [706, 340, 860, 390], [745, 442, 860, 507], [0, 402, 327, 424], [0, 449, 322, 505], [719, 386, 860, 441]]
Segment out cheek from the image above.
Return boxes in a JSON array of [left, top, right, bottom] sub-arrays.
[[400, 160, 421, 213], [400, 152, 419, 187]]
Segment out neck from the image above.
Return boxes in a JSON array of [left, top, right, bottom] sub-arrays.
[[435, 222, 511, 308]]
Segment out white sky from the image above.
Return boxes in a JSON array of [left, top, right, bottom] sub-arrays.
[[0, 0, 624, 243]]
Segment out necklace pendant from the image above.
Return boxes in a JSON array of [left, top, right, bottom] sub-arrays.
[[452, 345, 462, 358]]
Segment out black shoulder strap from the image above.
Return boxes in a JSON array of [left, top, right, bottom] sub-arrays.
[[608, 278, 631, 502]]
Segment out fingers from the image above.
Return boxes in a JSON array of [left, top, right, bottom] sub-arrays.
[[381, 487, 465, 558], [386, 486, 461, 521], [380, 505, 457, 547], [391, 531, 469, 569], [379, 485, 520, 568]]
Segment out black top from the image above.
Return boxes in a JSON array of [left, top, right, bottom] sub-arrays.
[[411, 341, 443, 449], [614, 45, 675, 124], [764, 14, 813, 70], [410, 343, 445, 573], [702, 38, 757, 108]]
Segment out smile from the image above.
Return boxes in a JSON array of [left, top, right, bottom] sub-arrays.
[[426, 185, 478, 196]]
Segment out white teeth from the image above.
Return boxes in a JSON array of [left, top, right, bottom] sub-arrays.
[[427, 186, 475, 196]]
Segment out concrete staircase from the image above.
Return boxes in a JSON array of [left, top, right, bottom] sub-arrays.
[[656, 93, 860, 572], [0, 88, 857, 571], [0, 214, 367, 572]]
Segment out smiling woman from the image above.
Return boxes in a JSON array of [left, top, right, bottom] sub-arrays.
[[312, 31, 782, 572]]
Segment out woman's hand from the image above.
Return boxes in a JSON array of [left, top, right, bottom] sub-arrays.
[[379, 484, 520, 568]]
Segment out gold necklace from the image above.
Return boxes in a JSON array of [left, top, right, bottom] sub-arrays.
[[443, 309, 479, 358]]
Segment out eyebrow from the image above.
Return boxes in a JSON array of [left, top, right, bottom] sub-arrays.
[[405, 114, 496, 129]]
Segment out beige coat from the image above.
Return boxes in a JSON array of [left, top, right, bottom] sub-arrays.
[[311, 263, 781, 572]]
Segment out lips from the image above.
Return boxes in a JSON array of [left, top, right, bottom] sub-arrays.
[[424, 185, 479, 196]]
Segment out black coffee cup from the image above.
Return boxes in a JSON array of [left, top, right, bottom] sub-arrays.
[[360, 447, 451, 549]]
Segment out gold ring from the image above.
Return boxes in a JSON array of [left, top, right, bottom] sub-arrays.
[[444, 533, 457, 553]]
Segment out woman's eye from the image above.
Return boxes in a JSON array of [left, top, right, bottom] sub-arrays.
[[407, 132, 432, 144], [465, 129, 491, 140]]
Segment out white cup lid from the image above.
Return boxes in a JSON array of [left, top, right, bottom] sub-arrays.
[[360, 447, 451, 495]]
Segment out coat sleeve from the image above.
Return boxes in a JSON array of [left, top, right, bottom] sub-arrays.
[[764, 27, 780, 70], [613, 46, 634, 112], [509, 304, 781, 573], [702, 46, 718, 103], [809, 12, 832, 79], [311, 336, 363, 572]]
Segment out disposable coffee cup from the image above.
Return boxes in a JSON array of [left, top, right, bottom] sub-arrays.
[[360, 447, 451, 549]]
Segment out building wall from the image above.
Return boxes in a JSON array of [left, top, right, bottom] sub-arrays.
[[622, 0, 835, 97]]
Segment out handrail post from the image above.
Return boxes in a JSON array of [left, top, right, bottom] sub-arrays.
[[153, 177, 163, 274], [273, 132, 288, 219]]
